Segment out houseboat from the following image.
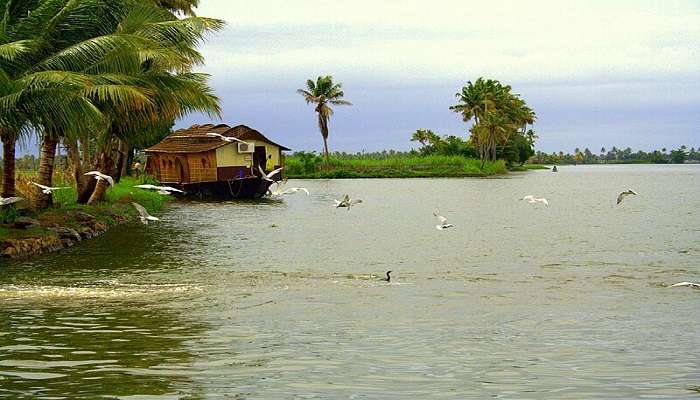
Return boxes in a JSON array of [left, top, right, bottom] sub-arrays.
[[144, 123, 290, 199]]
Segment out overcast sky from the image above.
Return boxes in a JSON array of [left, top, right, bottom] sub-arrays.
[[178, 0, 700, 154]]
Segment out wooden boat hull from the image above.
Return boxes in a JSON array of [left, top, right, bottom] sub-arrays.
[[176, 177, 272, 199]]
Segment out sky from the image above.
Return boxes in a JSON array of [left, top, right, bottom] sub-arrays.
[[15, 0, 700, 153], [179, 1, 699, 153]]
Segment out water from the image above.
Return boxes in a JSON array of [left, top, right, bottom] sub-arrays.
[[1, 164, 699, 399]]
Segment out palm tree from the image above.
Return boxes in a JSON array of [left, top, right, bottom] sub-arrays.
[[0, 0, 223, 208], [472, 110, 511, 165], [410, 129, 434, 147], [451, 77, 534, 165], [450, 78, 489, 125], [82, 5, 223, 204], [297, 75, 351, 162], [152, 0, 200, 15]]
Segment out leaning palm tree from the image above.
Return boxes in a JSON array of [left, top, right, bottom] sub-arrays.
[[297, 75, 352, 162]]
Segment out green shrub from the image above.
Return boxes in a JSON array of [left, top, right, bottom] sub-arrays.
[[0, 206, 19, 224]]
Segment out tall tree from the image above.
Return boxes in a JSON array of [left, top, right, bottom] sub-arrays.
[[450, 77, 535, 165], [297, 75, 352, 162], [0, 0, 223, 207]]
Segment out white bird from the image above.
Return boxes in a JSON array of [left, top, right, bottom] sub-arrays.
[[205, 132, 248, 144], [258, 165, 284, 182], [334, 194, 363, 210], [131, 202, 159, 225], [84, 171, 114, 187], [267, 180, 309, 196], [134, 184, 185, 195], [31, 182, 70, 195], [669, 282, 700, 289], [520, 195, 549, 206], [0, 196, 24, 206], [433, 212, 454, 230], [616, 189, 638, 205]]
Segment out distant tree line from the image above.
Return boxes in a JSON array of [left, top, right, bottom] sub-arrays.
[[531, 145, 699, 165]]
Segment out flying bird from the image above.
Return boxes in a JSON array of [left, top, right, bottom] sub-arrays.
[[334, 194, 362, 210], [669, 282, 700, 289], [267, 180, 309, 196], [84, 171, 114, 187], [433, 212, 454, 230], [31, 182, 70, 194], [0, 196, 24, 206], [258, 165, 283, 182], [616, 189, 638, 205], [131, 202, 159, 225], [521, 195, 549, 206], [205, 132, 249, 144], [134, 184, 184, 195]]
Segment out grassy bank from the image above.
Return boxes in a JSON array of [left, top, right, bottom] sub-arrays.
[[1, 175, 169, 242], [284, 154, 508, 178], [509, 164, 551, 171]]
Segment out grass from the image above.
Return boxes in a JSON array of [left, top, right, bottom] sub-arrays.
[[285, 154, 508, 178], [509, 164, 551, 171], [1, 173, 170, 241]]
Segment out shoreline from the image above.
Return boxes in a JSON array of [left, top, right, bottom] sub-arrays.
[[1, 203, 141, 260], [0, 177, 169, 262], [286, 163, 549, 179]]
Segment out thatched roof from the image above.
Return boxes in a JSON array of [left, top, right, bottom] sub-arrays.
[[145, 123, 291, 154]]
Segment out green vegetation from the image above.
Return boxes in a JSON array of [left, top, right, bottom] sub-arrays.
[[0, 0, 222, 209], [531, 145, 699, 165], [285, 152, 507, 178], [450, 78, 537, 166], [0, 174, 169, 240], [297, 75, 352, 162]]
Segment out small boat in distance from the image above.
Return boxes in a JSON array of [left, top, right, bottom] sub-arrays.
[[144, 124, 290, 199]]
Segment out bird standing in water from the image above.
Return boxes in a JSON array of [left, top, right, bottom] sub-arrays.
[[380, 271, 392, 282], [433, 212, 454, 230]]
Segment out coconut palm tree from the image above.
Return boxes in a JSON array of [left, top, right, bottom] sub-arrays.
[[0, 0, 222, 208], [152, 0, 199, 15], [410, 129, 434, 147], [81, 5, 223, 204], [297, 75, 352, 162], [451, 77, 535, 165]]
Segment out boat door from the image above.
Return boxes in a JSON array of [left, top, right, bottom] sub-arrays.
[[254, 146, 267, 174]]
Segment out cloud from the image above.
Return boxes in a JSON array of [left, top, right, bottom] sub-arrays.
[[172, 0, 700, 153], [196, 0, 700, 85]]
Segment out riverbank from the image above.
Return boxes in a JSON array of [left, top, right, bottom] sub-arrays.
[[0, 177, 168, 260], [284, 154, 509, 178]]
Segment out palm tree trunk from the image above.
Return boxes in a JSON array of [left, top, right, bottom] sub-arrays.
[[32, 135, 59, 209], [1, 132, 17, 197], [322, 136, 330, 163], [65, 138, 96, 204], [318, 112, 330, 163], [114, 139, 128, 183], [80, 137, 91, 166], [87, 179, 108, 205], [87, 151, 114, 205]]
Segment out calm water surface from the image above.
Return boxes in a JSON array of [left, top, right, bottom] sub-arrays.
[[1, 164, 699, 399]]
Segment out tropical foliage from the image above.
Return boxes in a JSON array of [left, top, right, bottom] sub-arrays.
[[284, 151, 507, 178], [530, 145, 698, 165], [450, 78, 536, 166], [0, 0, 223, 209], [297, 75, 352, 162]]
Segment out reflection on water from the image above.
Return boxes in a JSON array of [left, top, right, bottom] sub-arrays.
[[0, 302, 208, 398], [1, 165, 699, 398]]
